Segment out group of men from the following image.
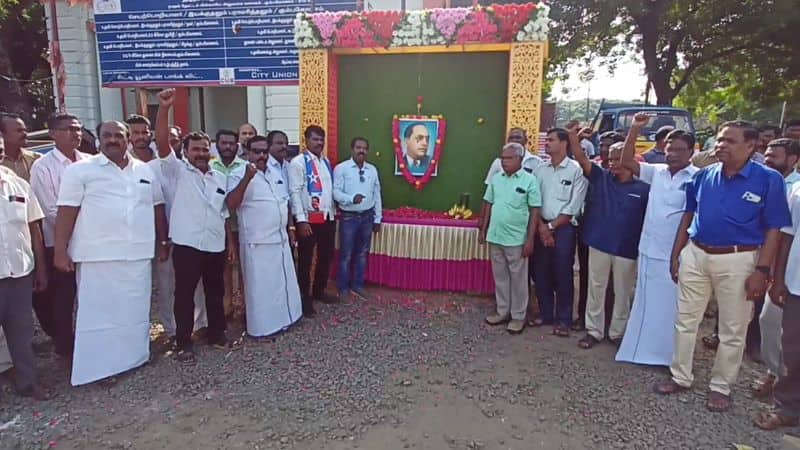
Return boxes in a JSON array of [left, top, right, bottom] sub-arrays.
[[480, 116, 800, 426], [0, 88, 383, 394], [3, 94, 800, 429]]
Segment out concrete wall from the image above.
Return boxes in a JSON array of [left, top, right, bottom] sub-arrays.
[[45, 1, 104, 129]]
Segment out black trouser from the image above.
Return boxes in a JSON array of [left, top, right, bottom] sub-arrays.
[[172, 244, 226, 350], [746, 297, 764, 352], [297, 220, 336, 304], [577, 239, 589, 324], [775, 295, 800, 419], [0, 275, 36, 389], [31, 247, 76, 356]]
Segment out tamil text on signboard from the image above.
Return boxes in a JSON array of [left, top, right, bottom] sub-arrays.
[[94, 0, 356, 86]]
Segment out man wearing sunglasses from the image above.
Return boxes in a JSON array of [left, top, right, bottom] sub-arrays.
[[333, 137, 383, 301]]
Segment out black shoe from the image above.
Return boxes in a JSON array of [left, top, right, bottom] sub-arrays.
[[303, 305, 317, 318], [209, 334, 230, 350], [316, 293, 339, 304]]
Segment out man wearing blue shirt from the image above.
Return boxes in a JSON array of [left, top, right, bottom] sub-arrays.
[[567, 123, 650, 349], [655, 121, 792, 413], [333, 137, 382, 301]]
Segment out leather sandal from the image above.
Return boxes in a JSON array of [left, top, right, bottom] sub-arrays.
[[653, 379, 689, 396], [706, 391, 732, 412], [578, 334, 599, 349], [753, 411, 800, 430]]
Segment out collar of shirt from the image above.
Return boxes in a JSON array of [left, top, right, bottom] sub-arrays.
[[53, 147, 86, 164], [501, 168, 523, 178], [546, 156, 571, 169], [720, 160, 754, 179], [96, 152, 132, 170], [268, 155, 286, 170]]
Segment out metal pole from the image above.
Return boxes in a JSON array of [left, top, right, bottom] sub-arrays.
[[49, 0, 65, 112]]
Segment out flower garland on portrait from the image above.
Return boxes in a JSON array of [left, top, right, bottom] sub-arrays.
[[294, 3, 550, 50], [392, 115, 447, 191]]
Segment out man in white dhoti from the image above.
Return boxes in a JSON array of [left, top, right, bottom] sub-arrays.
[[54, 120, 169, 386], [616, 113, 698, 366], [226, 134, 302, 336]]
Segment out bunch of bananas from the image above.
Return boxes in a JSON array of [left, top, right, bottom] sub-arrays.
[[446, 204, 473, 220]]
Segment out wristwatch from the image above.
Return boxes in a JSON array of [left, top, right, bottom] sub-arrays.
[[547, 222, 555, 231], [288, 226, 297, 231], [159, 240, 171, 247]]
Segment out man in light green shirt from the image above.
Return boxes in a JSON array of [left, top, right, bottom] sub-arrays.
[[480, 143, 542, 334], [209, 129, 247, 318]]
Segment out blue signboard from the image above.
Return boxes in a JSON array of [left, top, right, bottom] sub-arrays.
[[93, 0, 356, 87]]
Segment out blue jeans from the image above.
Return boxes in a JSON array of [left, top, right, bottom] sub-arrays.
[[337, 210, 375, 292], [531, 224, 577, 327]]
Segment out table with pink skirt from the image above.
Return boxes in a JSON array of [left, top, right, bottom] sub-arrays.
[[355, 216, 494, 295]]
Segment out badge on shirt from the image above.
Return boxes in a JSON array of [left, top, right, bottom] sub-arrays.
[[215, 187, 225, 195], [515, 187, 526, 194], [139, 179, 151, 184], [560, 179, 572, 186], [7, 195, 25, 203], [742, 191, 762, 203]]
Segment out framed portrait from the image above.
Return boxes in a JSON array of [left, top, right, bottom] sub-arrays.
[[392, 115, 447, 190]]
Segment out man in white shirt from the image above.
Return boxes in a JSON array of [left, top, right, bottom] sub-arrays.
[[333, 137, 383, 301], [754, 183, 800, 430], [29, 113, 88, 358], [483, 128, 542, 185], [0, 165, 49, 399], [125, 115, 155, 163], [289, 125, 337, 317], [155, 89, 235, 362], [752, 138, 800, 399], [54, 120, 168, 386], [615, 114, 698, 366], [148, 137, 208, 347], [227, 135, 302, 336], [266, 130, 291, 199]]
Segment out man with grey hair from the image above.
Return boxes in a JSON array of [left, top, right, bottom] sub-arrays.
[[566, 122, 649, 349], [480, 142, 542, 334]]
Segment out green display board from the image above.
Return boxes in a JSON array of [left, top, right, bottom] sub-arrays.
[[336, 52, 509, 212]]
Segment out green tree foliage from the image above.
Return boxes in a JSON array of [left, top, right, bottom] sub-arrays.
[[0, 0, 53, 129], [545, 0, 799, 106], [675, 65, 799, 127]]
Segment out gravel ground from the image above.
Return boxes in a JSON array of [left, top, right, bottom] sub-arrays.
[[0, 287, 794, 449]]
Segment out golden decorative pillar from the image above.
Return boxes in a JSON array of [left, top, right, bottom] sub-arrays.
[[299, 49, 330, 148], [506, 42, 547, 151]]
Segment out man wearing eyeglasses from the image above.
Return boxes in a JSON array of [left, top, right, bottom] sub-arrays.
[[333, 137, 383, 301], [29, 113, 89, 359]]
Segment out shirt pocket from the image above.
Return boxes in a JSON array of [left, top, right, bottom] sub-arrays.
[[205, 182, 227, 212], [723, 196, 762, 225], [555, 180, 572, 201], [506, 188, 529, 209], [664, 187, 686, 210], [2, 198, 28, 225], [135, 181, 153, 205]]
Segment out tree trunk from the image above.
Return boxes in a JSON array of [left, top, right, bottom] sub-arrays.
[[635, 0, 674, 106]]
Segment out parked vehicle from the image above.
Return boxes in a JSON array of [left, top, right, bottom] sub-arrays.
[[590, 101, 696, 153]]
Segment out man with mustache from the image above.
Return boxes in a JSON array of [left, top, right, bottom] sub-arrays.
[[289, 125, 336, 317], [226, 135, 302, 336], [615, 114, 698, 366], [567, 120, 649, 350], [54, 120, 169, 385], [155, 89, 236, 362], [0, 163, 49, 399], [266, 130, 291, 197], [752, 138, 800, 400], [29, 113, 89, 359], [0, 113, 40, 181], [333, 137, 383, 301], [210, 130, 247, 319], [125, 115, 155, 162], [654, 121, 791, 412]]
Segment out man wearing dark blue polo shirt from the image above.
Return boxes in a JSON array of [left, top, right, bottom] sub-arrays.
[[654, 121, 792, 413], [567, 124, 649, 349]]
